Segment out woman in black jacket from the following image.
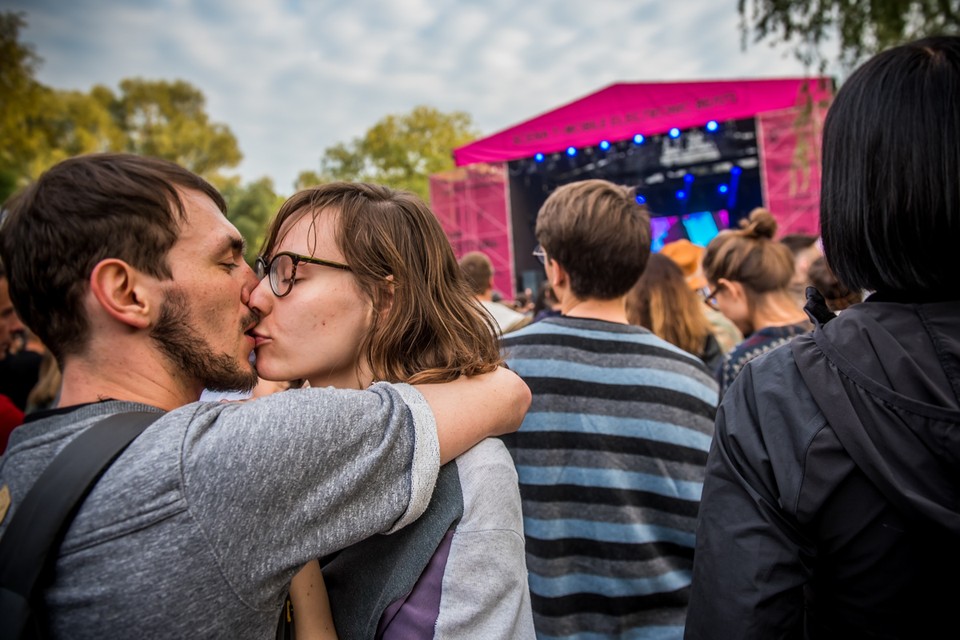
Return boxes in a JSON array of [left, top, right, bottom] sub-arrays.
[[685, 36, 960, 640]]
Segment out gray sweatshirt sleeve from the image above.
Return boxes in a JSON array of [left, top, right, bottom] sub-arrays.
[[435, 438, 536, 639], [180, 382, 440, 606]]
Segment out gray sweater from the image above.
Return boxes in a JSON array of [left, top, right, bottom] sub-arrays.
[[0, 383, 439, 638]]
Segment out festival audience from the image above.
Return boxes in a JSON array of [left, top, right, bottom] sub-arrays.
[[779, 232, 822, 308], [500, 179, 718, 639], [458, 251, 529, 334], [0, 263, 25, 452], [626, 252, 724, 371], [686, 35, 960, 639], [660, 239, 743, 354], [702, 207, 811, 396], [250, 183, 535, 639], [807, 255, 862, 312]]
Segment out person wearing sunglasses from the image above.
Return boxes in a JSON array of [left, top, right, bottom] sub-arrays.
[[249, 182, 535, 640]]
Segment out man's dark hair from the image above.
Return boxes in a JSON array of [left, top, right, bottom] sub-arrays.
[[821, 36, 960, 297], [535, 179, 650, 299], [0, 153, 225, 361]]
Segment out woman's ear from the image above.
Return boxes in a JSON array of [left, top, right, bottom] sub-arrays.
[[718, 278, 745, 303], [89, 259, 154, 329], [377, 274, 396, 319]]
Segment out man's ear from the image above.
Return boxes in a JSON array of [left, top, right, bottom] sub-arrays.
[[545, 258, 566, 290], [89, 259, 154, 329]]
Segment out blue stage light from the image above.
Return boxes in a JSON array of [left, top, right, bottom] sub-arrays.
[[684, 173, 695, 183], [669, 127, 681, 139], [633, 133, 645, 145], [635, 194, 646, 205], [599, 140, 610, 151], [706, 120, 719, 132], [676, 190, 687, 200], [566, 146, 577, 157], [731, 166, 743, 175], [718, 184, 729, 194], [534, 153, 545, 163]]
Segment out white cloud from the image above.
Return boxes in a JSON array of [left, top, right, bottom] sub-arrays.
[[9, 0, 836, 193]]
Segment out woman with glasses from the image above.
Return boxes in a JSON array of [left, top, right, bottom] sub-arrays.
[[249, 183, 534, 640], [700, 207, 811, 396]]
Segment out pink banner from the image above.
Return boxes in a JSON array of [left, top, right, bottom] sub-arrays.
[[757, 103, 829, 237], [454, 77, 833, 166]]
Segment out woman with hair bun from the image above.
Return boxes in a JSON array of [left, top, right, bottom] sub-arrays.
[[701, 207, 810, 395]]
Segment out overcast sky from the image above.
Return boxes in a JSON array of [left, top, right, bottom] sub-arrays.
[[9, 0, 838, 193]]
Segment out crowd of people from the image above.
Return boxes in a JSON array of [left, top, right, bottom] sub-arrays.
[[0, 34, 958, 640]]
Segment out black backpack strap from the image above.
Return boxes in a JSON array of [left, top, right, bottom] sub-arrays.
[[0, 411, 162, 638]]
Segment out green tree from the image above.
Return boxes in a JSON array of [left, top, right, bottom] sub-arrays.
[[294, 170, 326, 191], [107, 78, 243, 178], [318, 105, 478, 203], [0, 11, 244, 201], [0, 11, 45, 201], [24, 88, 126, 177], [218, 176, 284, 263], [739, 0, 960, 69]]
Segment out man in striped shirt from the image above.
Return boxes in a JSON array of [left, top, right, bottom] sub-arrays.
[[500, 179, 719, 640]]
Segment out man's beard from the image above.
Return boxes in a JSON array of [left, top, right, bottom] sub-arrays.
[[151, 288, 259, 394]]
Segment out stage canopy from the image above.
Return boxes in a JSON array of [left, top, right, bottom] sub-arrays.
[[453, 77, 833, 167]]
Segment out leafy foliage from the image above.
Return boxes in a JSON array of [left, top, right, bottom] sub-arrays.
[[108, 78, 242, 176], [317, 105, 479, 203], [0, 11, 243, 203], [217, 176, 285, 263], [739, 0, 960, 69]]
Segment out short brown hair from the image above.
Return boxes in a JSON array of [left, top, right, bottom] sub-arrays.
[[458, 251, 494, 296], [0, 153, 225, 362], [536, 179, 650, 299], [702, 208, 795, 296], [259, 182, 502, 384]]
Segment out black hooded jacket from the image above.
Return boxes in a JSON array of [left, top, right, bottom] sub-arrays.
[[685, 291, 960, 639]]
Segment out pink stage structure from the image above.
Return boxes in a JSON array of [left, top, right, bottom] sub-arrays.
[[430, 77, 833, 298]]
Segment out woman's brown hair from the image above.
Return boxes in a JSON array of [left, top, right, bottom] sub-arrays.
[[702, 207, 795, 297], [626, 253, 711, 355], [259, 182, 502, 385]]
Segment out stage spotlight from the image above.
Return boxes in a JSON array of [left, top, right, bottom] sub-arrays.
[[706, 120, 719, 132], [566, 146, 577, 157], [731, 165, 743, 175], [718, 184, 729, 194], [635, 194, 647, 205], [684, 173, 695, 184], [599, 140, 611, 151], [676, 190, 687, 200], [633, 133, 645, 145], [669, 127, 681, 139], [534, 153, 545, 163]]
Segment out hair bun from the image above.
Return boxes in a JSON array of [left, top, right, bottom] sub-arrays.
[[739, 207, 778, 240]]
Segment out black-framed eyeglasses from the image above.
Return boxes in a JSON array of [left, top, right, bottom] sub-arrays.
[[702, 285, 721, 311], [532, 245, 547, 265], [255, 251, 351, 298]]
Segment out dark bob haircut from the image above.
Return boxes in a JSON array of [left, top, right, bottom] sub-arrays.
[[820, 36, 960, 298]]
